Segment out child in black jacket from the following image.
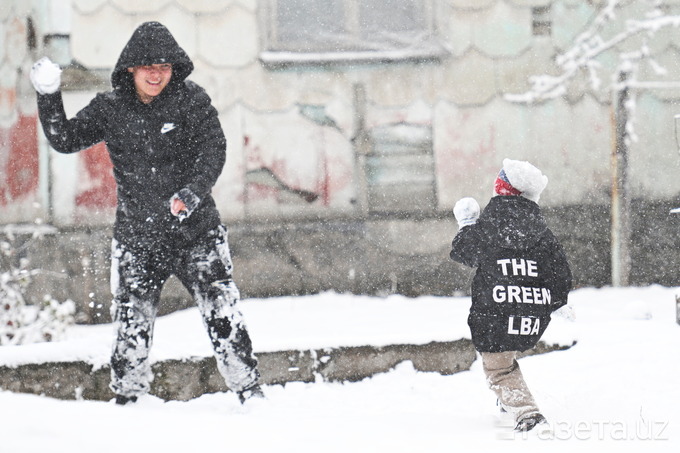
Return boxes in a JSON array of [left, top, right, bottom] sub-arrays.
[[450, 159, 572, 432]]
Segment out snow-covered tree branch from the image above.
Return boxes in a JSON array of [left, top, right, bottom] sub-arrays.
[[506, 0, 680, 104], [503, 0, 680, 287]]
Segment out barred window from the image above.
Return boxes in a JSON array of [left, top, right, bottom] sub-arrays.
[[365, 124, 436, 213], [532, 6, 551, 37], [260, 0, 446, 67]]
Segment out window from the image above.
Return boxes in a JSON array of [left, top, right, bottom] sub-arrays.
[[532, 6, 551, 37], [260, 0, 446, 67]]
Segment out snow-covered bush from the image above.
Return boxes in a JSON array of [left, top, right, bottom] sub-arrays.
[[0, 227, 75, 345]]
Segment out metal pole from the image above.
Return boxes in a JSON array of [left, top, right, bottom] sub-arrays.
[[611, 70, 632, 287]]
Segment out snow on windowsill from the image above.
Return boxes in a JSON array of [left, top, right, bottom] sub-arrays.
[[259, 48, 448, 68]]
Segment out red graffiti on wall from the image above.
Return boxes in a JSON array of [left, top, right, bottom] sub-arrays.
[[243, 134, 321, 204], [75, 142, 117, 209], [0, 116, 116, 211], [0, 115, 39, 206]]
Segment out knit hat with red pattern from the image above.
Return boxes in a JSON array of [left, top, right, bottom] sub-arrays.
[[493, 159, 548, 203]]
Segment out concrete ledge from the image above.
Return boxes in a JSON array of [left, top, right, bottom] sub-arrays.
[[0, 339, 573, 402]]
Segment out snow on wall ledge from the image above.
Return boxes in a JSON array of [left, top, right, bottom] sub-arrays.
[[0, 339, 574, 402], [0, 293, 576, 401]]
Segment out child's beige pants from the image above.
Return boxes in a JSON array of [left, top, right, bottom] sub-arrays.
[[481, 351, 540, 421]]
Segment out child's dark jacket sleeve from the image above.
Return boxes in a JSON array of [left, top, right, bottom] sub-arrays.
[[542, 230, 572, 310], [450, 225, 485, 269]]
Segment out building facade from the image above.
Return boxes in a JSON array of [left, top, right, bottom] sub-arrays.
[[4, 0, 680, 225]]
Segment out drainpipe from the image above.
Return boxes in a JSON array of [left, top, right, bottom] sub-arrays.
[[351, 83, 370, 216]]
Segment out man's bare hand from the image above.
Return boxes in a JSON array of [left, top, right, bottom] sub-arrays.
[[171, 197, 187, 217], [169, 188, 199, 221]]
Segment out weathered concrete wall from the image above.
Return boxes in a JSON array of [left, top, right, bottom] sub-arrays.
[[6, 200, 680, 325], [0, 339, 572, 402]]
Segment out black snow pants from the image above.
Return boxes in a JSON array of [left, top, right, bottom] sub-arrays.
[[109, 224, 259, 398]]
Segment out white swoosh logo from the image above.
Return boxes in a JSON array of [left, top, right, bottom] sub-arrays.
[[161, 123, 177, 134]]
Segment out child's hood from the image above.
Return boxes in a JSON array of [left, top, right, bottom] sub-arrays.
[[111, 21, 193, 90], [477, 196, 549, 250]]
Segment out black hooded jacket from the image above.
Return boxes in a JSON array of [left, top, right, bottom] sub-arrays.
[[450, 196, 572, 352], [37, 22, 226, 247]]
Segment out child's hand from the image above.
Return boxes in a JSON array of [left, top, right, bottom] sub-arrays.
[[453, 197, 480, 228]]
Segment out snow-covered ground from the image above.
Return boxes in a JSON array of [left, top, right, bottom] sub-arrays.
[[1, 286, 679, 452]]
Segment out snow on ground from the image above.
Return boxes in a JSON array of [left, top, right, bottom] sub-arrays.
[[0, 286, 679, 452]]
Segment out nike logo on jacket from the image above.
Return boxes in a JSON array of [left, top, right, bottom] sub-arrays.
[[161, 122, 177, 134]]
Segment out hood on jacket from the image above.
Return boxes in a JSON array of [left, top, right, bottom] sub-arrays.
[[111, 21, 193, 91], [477, 196, 548, 250]]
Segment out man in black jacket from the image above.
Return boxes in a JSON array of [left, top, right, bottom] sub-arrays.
[[450, 159, 571, 432], [30, 21, 263, 405]]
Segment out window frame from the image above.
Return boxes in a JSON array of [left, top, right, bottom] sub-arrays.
[[258, 0, 447, 68]]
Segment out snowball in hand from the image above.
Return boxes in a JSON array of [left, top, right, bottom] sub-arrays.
[[30, 57, 62, 95]]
